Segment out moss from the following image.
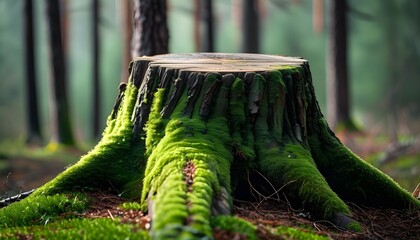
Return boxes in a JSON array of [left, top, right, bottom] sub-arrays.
[[211, 215, 257, 240], [120, 201, 142, 211], [229, 77, 256, 170], [33, 82, 144, 196], [272, 226, 328, 240], [258, 143, 351, 219], [0, 193, 89, 228], [0, 218, 150, 240], [346, 221, 363, 232], [253, 73, 350, 220], [141, 74, 233, 238], [145, 88, 169, 158], [308, 118, 420, 209]]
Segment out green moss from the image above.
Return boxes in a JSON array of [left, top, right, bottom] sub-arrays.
[[229, 77, 256, 170], [266, 70, 286, 142], [0, 193, 89, 228], [120, 201, 142, 211], [272, 226, 328, 240], [211, 215, 257, 240], [145, 88, 169, 158], [308, 118, 420, 209], [33, 82, 144, 196], [0, 218, 150, 240], [141, 74, 233, 238], [253, 73, 350, 220], [346, 221, 363, 232], [258, 143, 351, 219]]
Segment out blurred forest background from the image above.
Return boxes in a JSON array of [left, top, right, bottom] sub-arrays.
[[0, 0, 419, 195]]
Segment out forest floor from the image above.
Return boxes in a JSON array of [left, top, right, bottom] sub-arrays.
[[0, 131, 419, 239]]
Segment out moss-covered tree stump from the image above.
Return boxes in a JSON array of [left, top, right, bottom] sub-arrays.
[[2, 53, 418, 239]]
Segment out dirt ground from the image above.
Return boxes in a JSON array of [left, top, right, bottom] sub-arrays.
[[0, 157, 68, 197], [79, 192, 420, 240]]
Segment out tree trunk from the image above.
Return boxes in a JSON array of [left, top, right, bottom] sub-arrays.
[[6, 53, 419, 238], [24, 0, 42, 143], [92, 0, 100, 138], [132, 0, 169, 57], [326, 0, 354, 130], [45, 0, 75, 145], [119, 0, 133, 83], [313, 0, 324, 33], [242, 0, 259, 53], [194, 0, 215, 52]]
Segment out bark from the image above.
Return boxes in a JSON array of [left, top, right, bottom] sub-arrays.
[[119, 0, 133, 83], [45, 0, 75, 145], [3, 53, 418, 238], [24, 0, 42, 143], [326, 0, 354, 130], [132, 0, 169, 57], [92, 0, 100, 138]]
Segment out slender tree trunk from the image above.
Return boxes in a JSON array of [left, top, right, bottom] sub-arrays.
[[326, 0, 352, 130], [45, 0, 75, 145], [242, 0, 259, 53], [200, 0, 214, 52], [92, 0, 100, 138], [194, 0, 214, 52], [60, 0, 69, 55], [193, 0, 201, 51], [119, 0, 133, 83], [313, 0, 324, 33], [24, 0, 42, 143], [131, 0, 169, 57]]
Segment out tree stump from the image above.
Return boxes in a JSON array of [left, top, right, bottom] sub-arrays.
[[2, 53, 418, 239]]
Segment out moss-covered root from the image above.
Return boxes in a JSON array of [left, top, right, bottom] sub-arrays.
[[33, 82, 145, 197], [141, 74, 233, 239], [309, 119, 420, 210], [253, 73, 360, 231]]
